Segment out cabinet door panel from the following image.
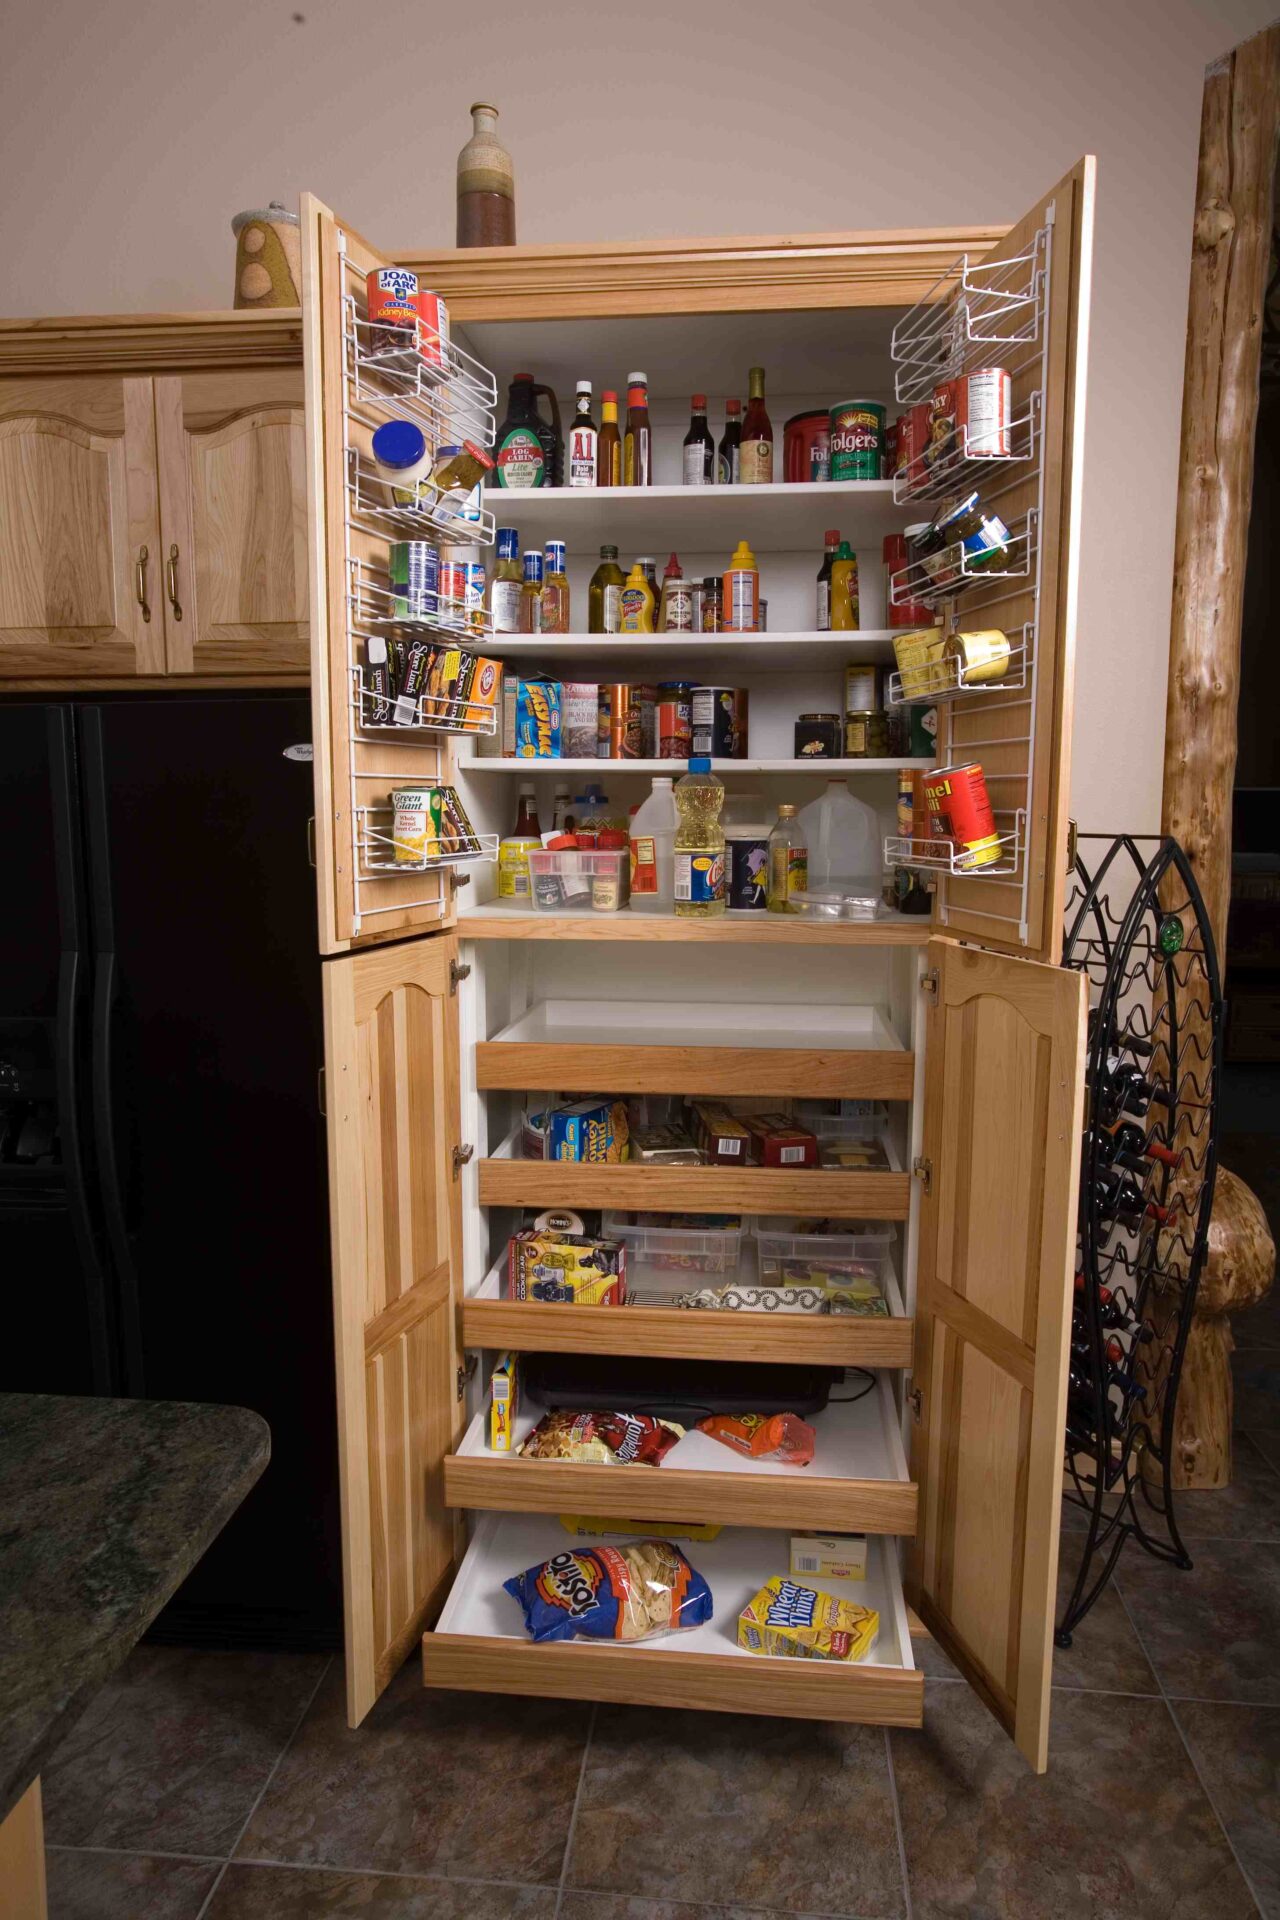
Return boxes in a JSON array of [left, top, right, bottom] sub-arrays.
[[0, 376, 163, 678], [323, 935, 463, 1725], [154, 372, 309, 677], [909, 937, 1085, 1772]]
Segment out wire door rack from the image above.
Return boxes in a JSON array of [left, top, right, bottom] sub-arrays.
[[336, 235, 500, 934], [881, 219, 1051, 946], [1056, 834, 1223, 1645]]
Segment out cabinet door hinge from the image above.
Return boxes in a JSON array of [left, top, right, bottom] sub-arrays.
[[912, 1155, 932, 1194], [449, 958, 472, 996], [452, 1142, 475, 1180], [456, 1352, 479, 1399], [448, 868, 471, 892], [920, 968, 939, 1003], [906, 1386, 923, 1422]]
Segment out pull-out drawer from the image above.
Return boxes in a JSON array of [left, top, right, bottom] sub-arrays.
[[422, 1514, 922, 1726], [444, 1373, 915, 1535]]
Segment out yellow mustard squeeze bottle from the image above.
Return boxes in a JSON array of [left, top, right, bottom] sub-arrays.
[[619, 560, 656, 633]]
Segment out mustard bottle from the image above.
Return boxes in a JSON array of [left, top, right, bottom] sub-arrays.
[[619, 561, 656, 633], [830, 540, 860, 631], [723, 539, 759, 633]]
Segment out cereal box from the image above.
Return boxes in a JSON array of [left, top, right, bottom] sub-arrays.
[[548, 1099, 629, 1164], [737, 1577, 879, 1661]]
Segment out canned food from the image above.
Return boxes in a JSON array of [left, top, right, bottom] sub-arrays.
[[657, 682, 693, 759], [366, 267, 418, 352], [844, 663, 884, 714], [845, 710, 889, 759], [732, 687, 750, 757], [783, 410, 831, 483], [946, 628, 1011, 685], [795, 713, 842, 759], [896, 403, 931, 481], [884, 533, 935, 627], [390, 788, 437, 864], [829, 400, 885, 482], [600, 684, 644, 759], [962, 367, 1012, 458], [635, 684, 658, 757], [692, 686, 737, 758], [926, 381, 959, 470], [415, 288, 450, 370], [922, 761, 1002, 868], [388, 540, 440, 620]]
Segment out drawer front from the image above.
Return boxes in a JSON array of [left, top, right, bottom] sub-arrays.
[[477, 1160, 911, 1217], [475, 1042, 915, 1100], [462, 1298, 915, 1368]]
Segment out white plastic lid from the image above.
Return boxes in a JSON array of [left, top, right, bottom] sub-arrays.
[[627, 370, 647, 385], [576, 379, 591, 393]]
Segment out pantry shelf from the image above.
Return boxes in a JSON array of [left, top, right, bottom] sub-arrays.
[[456, 901, 933, 945], [484, 481, 910, 552], [457, 756, 936, 775], [421, 1514, 922, 1725], [473, 632, 903, 672], [444, 1374, 916, 1535], [478, 998, 913, 1100], [477, 1129, 911, 1218]]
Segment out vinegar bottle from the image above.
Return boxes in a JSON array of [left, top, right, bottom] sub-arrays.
[[740, 366, 773, 484], [588, 545, 625, 633]]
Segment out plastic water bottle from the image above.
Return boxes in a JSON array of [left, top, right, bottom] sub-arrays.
[[673, 757, 726, 917], [629, 776, 679, 915]]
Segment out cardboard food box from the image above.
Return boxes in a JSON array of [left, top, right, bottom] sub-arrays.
[[501, 675, 562, 758], [742, 1111, 819, 1167], [548, 1099, 629, 1164], [790, 1533, 868, 1581], [490, 1353, 519, 1452], [689, 1101, 752, 1165], [506, 1229, 626, 1305], [737, 1577, 879, 1661]]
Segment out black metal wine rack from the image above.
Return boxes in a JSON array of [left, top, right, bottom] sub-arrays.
[[1056, 834, 1223, 1644]]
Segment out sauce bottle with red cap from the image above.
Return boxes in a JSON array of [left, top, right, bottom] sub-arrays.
[[683, 395, 715, 485], [623, 373, 653, 486]]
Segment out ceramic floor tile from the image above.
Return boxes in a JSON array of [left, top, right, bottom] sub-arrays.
[[1173, 1702, 1280, 1917], [1253, 1432, 1280, 1473], [891, 1682, 1257, 1919], [1234, 1350, 1280, 1432], [236, 1662, 589, 1883], [205, 1864, 559, 1917], [45, 1848, 221, 1920], [562, 1705, 905, 1916], [1117, 1539, 1280, 1703], [560, 1903, 851, 1920], [40, 1647, 329, 1857], [1162, 1434, 1280, 1542]]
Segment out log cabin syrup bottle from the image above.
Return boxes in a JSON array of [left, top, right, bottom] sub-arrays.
[[456, 103, 516, 247]]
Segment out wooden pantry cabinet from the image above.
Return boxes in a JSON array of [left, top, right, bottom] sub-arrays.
[[0, 315, 308, 683], [300, 155, 1094, 1773]]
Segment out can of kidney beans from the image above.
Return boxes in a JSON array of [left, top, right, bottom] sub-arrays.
[[657, 682, 693, 758], [829, 401, 886, 482], [922, 761, 1002, 868]]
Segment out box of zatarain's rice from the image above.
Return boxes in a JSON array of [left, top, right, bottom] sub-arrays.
[[790, 1533, 868, 1581], [490, 1353, 518, 1452]]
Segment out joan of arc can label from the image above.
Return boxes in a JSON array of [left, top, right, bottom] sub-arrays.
[[829, 401, 885, 482]]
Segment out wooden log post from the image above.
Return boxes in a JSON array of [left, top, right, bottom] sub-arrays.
[[1159, 27, 1280, 1487]]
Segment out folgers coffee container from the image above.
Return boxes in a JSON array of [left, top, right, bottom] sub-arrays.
[[783, 410, 831, 482], [692, 686, 737, 758], [829, 400, 885, 482], [922, 762, 1003, 869], [657, 682, 693, 759]]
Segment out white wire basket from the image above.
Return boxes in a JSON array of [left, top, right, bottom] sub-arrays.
[[893, 390, 1042, 506], [356, 808, 499, 875], [891, 231, 1048, 406], [343, 297, 496, 444], [350, 670, 498, 739], [889, 510, 1037, 611], [885, 622, 1035, 708], [348, 558, 494, 644], [346, 448, 497, 547], [884, 808, 1025, 878]]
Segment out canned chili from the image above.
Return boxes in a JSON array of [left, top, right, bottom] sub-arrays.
[[656, 682, 693, 758], [921, 761, 1002, 868]]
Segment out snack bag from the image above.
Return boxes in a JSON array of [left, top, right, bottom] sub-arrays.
[[518, 1410, 683, 1466], [696, 1411, 815, 1465], [504, 1540, 713, 1643], [737, 1577, 879, 1661]]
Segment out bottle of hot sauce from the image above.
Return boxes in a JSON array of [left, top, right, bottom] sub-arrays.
[[597, 390, 622, 488], [718, 399, 741, 484], [623, 372, 653, 486], [740, 367, 773, 484]]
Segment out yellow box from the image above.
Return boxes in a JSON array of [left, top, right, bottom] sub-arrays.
[[489, 1352, 518, 1453], [789, 1534, 868, 1581], [893, 627, 948, 699], [737, 1577, 879, 1661], [557, 1514, 723, 1542]]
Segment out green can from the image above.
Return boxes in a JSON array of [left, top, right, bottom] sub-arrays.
[[830, 399, 886, 482], [908, 703, 938, 757]]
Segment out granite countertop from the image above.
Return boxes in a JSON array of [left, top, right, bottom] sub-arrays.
[[0, 1393, 269, 1824]]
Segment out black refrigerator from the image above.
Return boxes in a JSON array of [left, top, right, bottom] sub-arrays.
[[0, 692, 341, 1649]]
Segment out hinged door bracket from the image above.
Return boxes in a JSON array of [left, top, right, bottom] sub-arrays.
[[913, 1156, 933, 1195], [450, 959, 472, 996], [452, 1143, 475, 1180], [456, 1352, 478, 1399], [920, 968, 939, 1003]]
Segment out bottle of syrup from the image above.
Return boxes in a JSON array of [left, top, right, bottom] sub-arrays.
[[493, 374, 546, 489]]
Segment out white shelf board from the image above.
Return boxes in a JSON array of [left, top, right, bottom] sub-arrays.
[[486, 481, 909, 552], [487, 996, 904, 1053], [456, 897, 927, 939], [459, 756, 936, 775], [433, 1511, 914, 1670], [482, 632, 900, 672], [455, 1372, 906, 1482]]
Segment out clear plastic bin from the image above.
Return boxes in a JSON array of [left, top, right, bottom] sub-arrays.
[[793, 1102, 889, 1142], [753, 1216, 895, 1284], [526, 848, 629, 913], [604, 1211, 744, 1276]]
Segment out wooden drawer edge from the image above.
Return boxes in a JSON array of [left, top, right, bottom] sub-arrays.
[[476, 1163, 912, 1219], [421, 1632, 925, 1724], [475, 1042, 915, 1100], [442, 1456, 919, 1536], [460, 1299, 915, 1368]]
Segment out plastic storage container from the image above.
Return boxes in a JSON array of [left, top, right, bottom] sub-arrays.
[[753, 1216, 895, 1283], [604, 1211, 744, 1276], [526, 847, 629, 912]]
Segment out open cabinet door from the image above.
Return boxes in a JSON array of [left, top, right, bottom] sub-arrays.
[[323, 936, 465, 1725], [908, 937, 1086, 1772], [906, 159, 1094, 963]]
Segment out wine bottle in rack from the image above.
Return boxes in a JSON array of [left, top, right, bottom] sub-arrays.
[[1098, 1121, 1180, 1172], [1094, 1055, 1172, 1128], [1088, 1008, 1156, 1058], [1095, 1167, 1171, 1231]]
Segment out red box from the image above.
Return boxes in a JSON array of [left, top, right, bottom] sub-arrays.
[[742, 1112, 819, 1168]]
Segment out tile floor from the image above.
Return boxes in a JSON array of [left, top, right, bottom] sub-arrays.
[[40, 1122, 1280, 1919]]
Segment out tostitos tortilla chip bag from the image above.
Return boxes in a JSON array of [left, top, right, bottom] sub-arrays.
[[504, 1540, 713, 1644]]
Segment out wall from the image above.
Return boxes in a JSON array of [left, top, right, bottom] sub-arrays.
[[3, 0, 1273, 835]]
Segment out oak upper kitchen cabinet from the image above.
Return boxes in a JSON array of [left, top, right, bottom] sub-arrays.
[[0, 314, 308, 685], [302, 156, 1093, 1774]]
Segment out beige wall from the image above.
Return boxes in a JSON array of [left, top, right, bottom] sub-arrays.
[[3, 0, 1272, 834]]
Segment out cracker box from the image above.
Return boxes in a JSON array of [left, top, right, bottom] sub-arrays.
[[742, 1112, 819, 1168], [689, 1101, 752, 1165], [790, 1533, 868, 1581], [490, 1353, 519, 1452], [502, 675, 562, 758], [506, 1229, 626, 1305], [737, 1577, 879, 1662], [558, 1515, 723, 1542], [548, 1099, 629, 1164], [893, 628, 949, 699]]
